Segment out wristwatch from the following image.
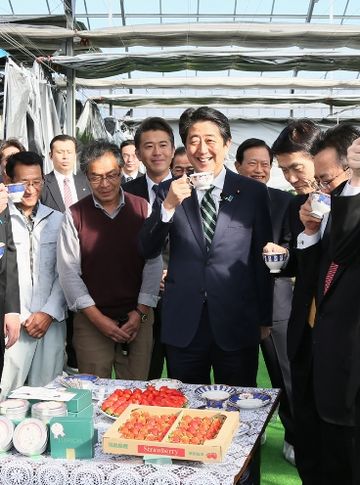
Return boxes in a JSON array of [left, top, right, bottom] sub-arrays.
[[135, 308, 148, 322]]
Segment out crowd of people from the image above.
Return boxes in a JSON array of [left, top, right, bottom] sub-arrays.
[[0, 107, 360, 484]]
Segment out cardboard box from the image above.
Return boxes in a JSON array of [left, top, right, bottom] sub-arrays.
[[49, 417, 95, 459], [103, 404, 239, 463], [65, 389, 92, 413]]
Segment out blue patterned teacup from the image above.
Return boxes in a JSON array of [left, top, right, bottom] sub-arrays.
[[7, 183, 25, 203], [310, 192, 331, 219], [263, 252, 287, 273], [0, 243, 5, 260]]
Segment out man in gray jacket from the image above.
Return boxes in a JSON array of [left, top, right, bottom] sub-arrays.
[[0, 152, 66, 398]]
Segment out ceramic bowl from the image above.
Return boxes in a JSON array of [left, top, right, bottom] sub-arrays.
[[263, 252, 287, 273]]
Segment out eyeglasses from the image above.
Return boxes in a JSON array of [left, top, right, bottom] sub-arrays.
[[22, 179, 44, 189], [88, 172, 121, 185], [172, 167, 194, 176], [315, 169, 349, 190]]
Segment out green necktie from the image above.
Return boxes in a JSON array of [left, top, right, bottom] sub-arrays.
[[200, 186, 217, 250]]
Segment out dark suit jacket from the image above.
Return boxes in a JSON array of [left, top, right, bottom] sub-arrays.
[[123, 175, 149, 202], [0, 207, 20, 378], [41, 171, 90, 212], [140, 169, 273, 351], [121, 172, 143, 185], [296, 181, 360, 425]]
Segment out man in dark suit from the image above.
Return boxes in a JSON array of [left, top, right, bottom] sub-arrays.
[[235, 138, 295, 464], [123, 118, 174, 379], [41, 134, 90, 370], [140, 107, 273, 387], [0, 184, 20, 381], [41, 135, 90, 213], [120, 140, 142, 184]]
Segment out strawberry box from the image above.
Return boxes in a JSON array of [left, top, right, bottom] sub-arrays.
[[102, 404, 239, 463]]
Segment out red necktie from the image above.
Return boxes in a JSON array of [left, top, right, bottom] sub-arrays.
[[63, 177, 73, 209], [324, 262, 339, 294]]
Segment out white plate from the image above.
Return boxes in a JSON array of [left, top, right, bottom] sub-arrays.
[[148, 378, 182, 390], [13, 418, 48, 456], [194, 384, 236, 400], [228, 392, 271, 410]]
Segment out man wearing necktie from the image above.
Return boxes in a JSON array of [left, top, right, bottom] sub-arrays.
[[120, 140, 142, 184], [140, 107, 273, 388], [294, 124, 360, 485], [41, 135, 90, 372]]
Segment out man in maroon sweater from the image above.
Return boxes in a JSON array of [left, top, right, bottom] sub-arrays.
[[57, 140, 162, 379]]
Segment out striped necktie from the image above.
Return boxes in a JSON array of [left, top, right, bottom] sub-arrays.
[[200, 186, 217, 250], [63, 177, 73, 209], [324, 261, 339, 294]]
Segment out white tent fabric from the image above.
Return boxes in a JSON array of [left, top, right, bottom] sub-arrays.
[[1, 59, 62, 171]]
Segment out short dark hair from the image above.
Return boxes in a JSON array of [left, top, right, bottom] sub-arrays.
[[0, 138, 26, 160], [134, 117, 174, 149], [6, 151, 44, 180], [119, 139, 135, 166], [179, 107, 231, 146], [236, 138, 273, 165], [310, 123, 360, 166], [170, 146, 187, 169], [79, 139, 122, 174], [272, 119, 321, 156], [50, 134, 77, 153]]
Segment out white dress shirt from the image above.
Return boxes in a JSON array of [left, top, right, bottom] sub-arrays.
[[54, 170, 78, 204]]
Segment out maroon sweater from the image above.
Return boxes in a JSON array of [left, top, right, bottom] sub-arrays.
[[70, 193, 148, 319]]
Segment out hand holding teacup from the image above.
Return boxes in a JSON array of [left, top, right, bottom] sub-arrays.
[[262, 242, 288, 273], [299, 197, 322, 235], [0, 183, 8, 213], [163, 174, 192, 211]]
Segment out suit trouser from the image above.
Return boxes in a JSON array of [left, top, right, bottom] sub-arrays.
[[73, 311, 154, 380], [165, 303, 259, 387], [261, 319, 294, 445], [291, 325, 355, 485], [0, 320, 66, 399]]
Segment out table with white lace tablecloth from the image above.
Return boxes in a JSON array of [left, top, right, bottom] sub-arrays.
[[0, 380, 280, 485]]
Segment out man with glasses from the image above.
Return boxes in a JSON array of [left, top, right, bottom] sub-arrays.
[[170, 146, 194, 177], [57, 140, 162, 379], [120, 140, 142, 184], [310, 123, 355, 194], [0, 152, 66, 398]]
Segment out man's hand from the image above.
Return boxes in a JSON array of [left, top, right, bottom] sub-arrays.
[[4, 313, 20, 348], [299, 198, 322, 235], [24, 312, 53, 339], [163, 175, 192, 211], [160, 269, 168, 292], [82, 306, 132, 343], [263, 242, 288, 255], [0, 183, 9, 213]]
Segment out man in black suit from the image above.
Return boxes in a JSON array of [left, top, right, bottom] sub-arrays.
[[123, 119, 174, 379], [120, 140, 142, 184], [41, 135, 90, 212], [235, 138, 295, 465], [41, 134, 90, 370], [0, 184, 20, 381]]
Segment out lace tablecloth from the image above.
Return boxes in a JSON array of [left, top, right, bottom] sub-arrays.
[[0, 379, 280, 485]]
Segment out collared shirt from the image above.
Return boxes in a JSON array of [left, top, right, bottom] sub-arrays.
[[161, 166, 226, 222], [146, 171, 172, 206], [54, 169, 78, 205], [123, 171, 139, 182], [297, 181, 360, 249], [57, 191, 161, 312]]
